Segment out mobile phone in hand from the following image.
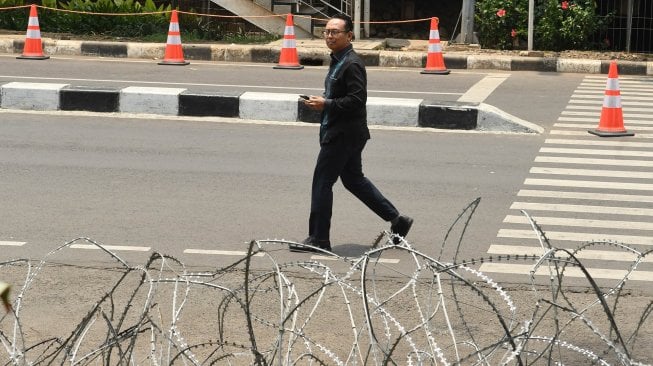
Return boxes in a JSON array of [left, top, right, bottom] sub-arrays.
[[299, 94, 310, 100]]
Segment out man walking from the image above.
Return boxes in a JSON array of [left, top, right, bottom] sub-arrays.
[[291, 13, 413, 252]]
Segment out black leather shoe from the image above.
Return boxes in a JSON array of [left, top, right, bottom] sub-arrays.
[[390, 215, 413, 244], [289, 237, 332, 253]]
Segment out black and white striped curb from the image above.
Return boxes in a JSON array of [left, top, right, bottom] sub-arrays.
[[1, 37, 652, 75], [0, 81, 543, 133]]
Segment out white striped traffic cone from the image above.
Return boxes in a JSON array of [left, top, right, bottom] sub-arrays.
[[158, 10, 189, 65], [17, 4, 49, 60], [588, 61, 633, 137], [421, 17, 449, 75], [274, 14, 303, 70]]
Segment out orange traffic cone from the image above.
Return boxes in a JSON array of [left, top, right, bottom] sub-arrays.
[[158, 10, 189, 66], [274, 14, 303, 70], [17, 5, 49, 60], [421, 17, 449, 75], [588, 61, 634, 137]]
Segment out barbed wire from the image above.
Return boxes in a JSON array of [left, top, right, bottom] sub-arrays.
[[1, 202, 652, 365]]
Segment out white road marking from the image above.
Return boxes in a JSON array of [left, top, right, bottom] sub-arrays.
[[565, 104, 653, 113], [525, 178, 653, 191], [497, 229, 653, 246], [487, 244, 653, 262], [510, 201, 653, 216], [517, 189, 653, 203], [544, 138, 653, 148], [562, 111, 652, 119], [69, 244, 151, 251], [182, 249, 401, 263], [558, 116, 653, 125], [572, 93, 653, 101], [0, 241, 26, 246], [569, 99, 653, 106], [504, 214, 653, 231], [535, 156, 653, 167], [457, 74, 510, 103], [479, 263, 653, 282], [184, 249, 265, 257], [549, 130, 653, 138], [555, 123, 653, 130], [538, 147, 653, 158], [311, 255, 400, 264], [530, 166, 653, 179]]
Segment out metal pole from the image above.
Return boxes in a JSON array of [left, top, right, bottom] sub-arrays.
[[364, 0, 370, 38], [626, 0, 634, 52], [354, 0, 361, 40], [528, 0, 534, 50], [460, 0, 475, 43]]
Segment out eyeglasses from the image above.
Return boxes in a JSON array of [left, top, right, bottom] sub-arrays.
[[322, 29, 348, 36]]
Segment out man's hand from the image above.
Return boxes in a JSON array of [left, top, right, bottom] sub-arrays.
[[303, 96, 326, 111]]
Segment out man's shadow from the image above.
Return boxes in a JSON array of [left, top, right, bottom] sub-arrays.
[[330, 241, 393, 259]]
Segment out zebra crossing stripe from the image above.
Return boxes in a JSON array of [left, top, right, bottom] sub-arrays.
[[535, 156, 653, 167], [555, 123, 653, 130], [544, 138, 653, 148], [517, 189, 653, 203], [510, 201, 653, 217], [562, 111, 650, 118], [497, 229, 653, 246], [487, 244, 653, 263], [539, 147, 653, 158], [530, 166, 653, 179], [565, 104, 653, 112], [569, 99, 653, 106], [579, 80, 653, 86], [504, 215, 653, 230], [479, 263, 653, 282], [525, 178, 653, 191], [558, 116, 653, 124], [549, 130, 653, 138], [572, 93, 653, 101]]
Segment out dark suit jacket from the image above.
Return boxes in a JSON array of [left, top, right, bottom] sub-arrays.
[[321, 44, 371, 145]]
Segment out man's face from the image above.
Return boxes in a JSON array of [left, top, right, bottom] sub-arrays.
[[324, 18, 351, 53]]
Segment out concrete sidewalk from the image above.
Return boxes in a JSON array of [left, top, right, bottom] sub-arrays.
[[2, 34, 652, 74]]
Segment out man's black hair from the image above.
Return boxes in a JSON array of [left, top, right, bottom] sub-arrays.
[[331, 13, 353, 32]]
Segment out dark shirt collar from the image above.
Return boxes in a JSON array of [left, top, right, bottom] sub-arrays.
[[330, 44, 353, 62]]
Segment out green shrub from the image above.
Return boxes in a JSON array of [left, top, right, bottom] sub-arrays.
[[0, 0, 170, 37], [0, 0, 28, 30], [475, 0, 528, 50], [47, 0, 170, 37], [475, 0, 610, 51], [535, 0, 609, 50], [0, 0, 278, 42]]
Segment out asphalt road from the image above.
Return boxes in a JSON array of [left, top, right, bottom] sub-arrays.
[[1, 55, 652, 290], [0, 53, 585, 129], [0, 110, 541, 267]]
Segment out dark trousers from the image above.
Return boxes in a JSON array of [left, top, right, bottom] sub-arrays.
[[309, 136, 399, 240]]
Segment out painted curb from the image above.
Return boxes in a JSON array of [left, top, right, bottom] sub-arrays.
[[3, 37, 651, 74], [0, 81, 544, 133], [1, 81, 68, 110], [60, 85, 120, 112]]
